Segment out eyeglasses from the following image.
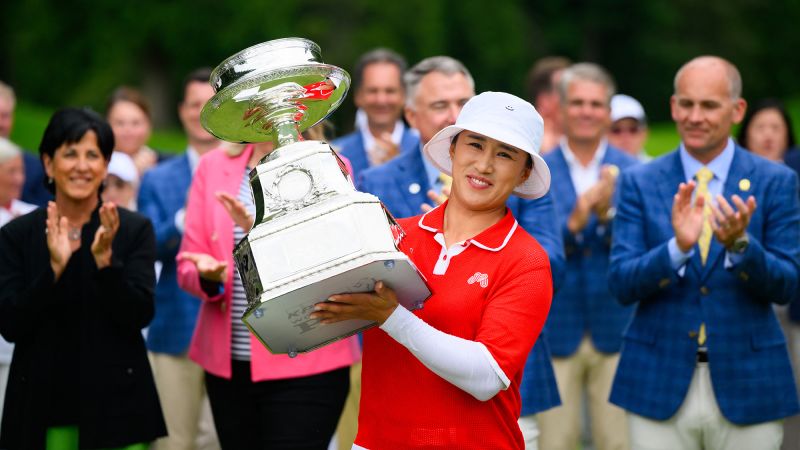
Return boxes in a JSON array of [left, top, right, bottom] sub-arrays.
[[610, 125, 644, 135]]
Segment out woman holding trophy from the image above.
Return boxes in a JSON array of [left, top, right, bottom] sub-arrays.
[[0, 108, 166, 449], [312, 92, 554, 449]]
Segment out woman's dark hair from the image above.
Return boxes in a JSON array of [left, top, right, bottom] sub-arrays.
[[737, 98, 796, 151], [39, 107, 115, 193], [106, 86, 152, 121]]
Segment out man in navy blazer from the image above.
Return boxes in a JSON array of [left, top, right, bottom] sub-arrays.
[[359, 56, 565, 448], [331, 48, 419, 180], [138, 68, 221, 450], [609, 56, 799, 449], [536, 63, 637, 450]]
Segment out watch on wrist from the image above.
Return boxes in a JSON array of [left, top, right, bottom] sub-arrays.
[[729, 234, 749, 254]]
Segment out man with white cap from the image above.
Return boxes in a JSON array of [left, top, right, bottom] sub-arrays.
[[536, 62, 638, 450], [314, 91, 554, 450], [358, 56, 565, 448], [102, 151, 139, 210], [609, 94, 650, 161]]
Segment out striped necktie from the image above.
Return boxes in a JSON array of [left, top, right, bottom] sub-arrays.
[[694, 166, 714, 347]]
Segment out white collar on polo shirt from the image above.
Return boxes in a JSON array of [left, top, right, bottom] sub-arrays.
[[417, 203, 518, 253]]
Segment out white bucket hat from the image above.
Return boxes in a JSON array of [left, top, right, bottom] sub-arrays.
[[422, 91, 550, 199]]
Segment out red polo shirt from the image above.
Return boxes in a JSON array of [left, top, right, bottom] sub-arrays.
[[355, 202, 553, 450]]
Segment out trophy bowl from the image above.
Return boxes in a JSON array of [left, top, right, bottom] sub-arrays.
[[201, 38, 350, 145], [201, 38, 431, 355]]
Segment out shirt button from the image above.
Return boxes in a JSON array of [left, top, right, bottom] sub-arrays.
[[700, 286, 710, 295], [688, 330, 698, 339], [658, 278, 670, 288], [221, 302, 227, 312]]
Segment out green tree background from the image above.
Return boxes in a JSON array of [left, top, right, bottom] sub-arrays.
[[3, 0, 800, 152]]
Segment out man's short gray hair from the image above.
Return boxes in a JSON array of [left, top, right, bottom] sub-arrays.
[[0, 81, 15, 106], [673, 56, 742, 100], [404, 56, 475, 108], [0, 137, 22, 164], [558, 63, 616, 105]]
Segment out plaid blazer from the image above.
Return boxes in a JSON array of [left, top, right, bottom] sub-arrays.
[[543, 145, 638, 356], [138, 153, 201, 355], [359, 148, 566, 414], [608, 146, 800, 424]]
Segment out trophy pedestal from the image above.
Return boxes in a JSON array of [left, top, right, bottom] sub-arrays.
[[234, 141, 431, 354], [242, 256, 428, 355]]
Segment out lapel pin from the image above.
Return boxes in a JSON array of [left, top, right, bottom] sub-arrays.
[[409, 183, 421, 194], [739, 178, 751, 192], [606, 164, 620, 178]]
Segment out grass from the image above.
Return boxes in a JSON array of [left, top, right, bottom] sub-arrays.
[[644, 122, 680, 158]]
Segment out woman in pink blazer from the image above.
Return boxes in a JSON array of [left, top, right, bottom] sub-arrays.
[[176, 141, 360, 449]]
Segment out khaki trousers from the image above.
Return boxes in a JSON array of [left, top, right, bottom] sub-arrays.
[[335, 362, 362, 450], [628, 363, 783, 450], [149, 352, 220, 450], [537, 336, 629, 450]]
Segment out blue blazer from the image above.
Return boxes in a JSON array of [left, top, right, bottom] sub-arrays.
[[138, 154, 201, 355], [608, 146, 800, 424], [543, 145, 638, 357], [21, 152, 52, 207], [359, 147, 566, 414], [332, 127, 420, 180]]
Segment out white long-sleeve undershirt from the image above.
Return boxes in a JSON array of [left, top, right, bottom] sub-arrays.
[[378, 305, 509, 401]]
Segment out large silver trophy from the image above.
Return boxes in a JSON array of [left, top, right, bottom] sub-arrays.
[[201, 38, 431, 356]]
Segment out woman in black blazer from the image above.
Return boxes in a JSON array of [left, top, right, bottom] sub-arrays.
[[0, 108, 166, 450]]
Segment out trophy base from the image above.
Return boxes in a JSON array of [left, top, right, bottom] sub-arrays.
[[242, 254, 430, 355]]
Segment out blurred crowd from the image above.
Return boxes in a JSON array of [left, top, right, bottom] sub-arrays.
[[1, 46, 799, 450]]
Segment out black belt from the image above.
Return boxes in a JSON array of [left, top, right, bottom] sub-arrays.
[[696, 350, 708, 363]]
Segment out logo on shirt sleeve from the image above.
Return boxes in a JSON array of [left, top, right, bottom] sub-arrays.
[[468, 272, 489, 288]]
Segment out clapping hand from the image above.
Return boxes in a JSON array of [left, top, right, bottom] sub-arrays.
[[710, 194, 756, 248], [592, 165, 619, 222], [671, 181, 706, 253], [46, 201, 73, 280], [567, 164, 619, 232], [91, 202, 120, 269], [216, 191, 254, 232], [421, 185, 451, 213], [177, 251, 228, 283]]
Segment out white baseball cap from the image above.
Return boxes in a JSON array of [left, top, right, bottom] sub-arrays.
[[107, 151, 139, 185], [610, 94, 646, 123], [422, 91, 550, 199]]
